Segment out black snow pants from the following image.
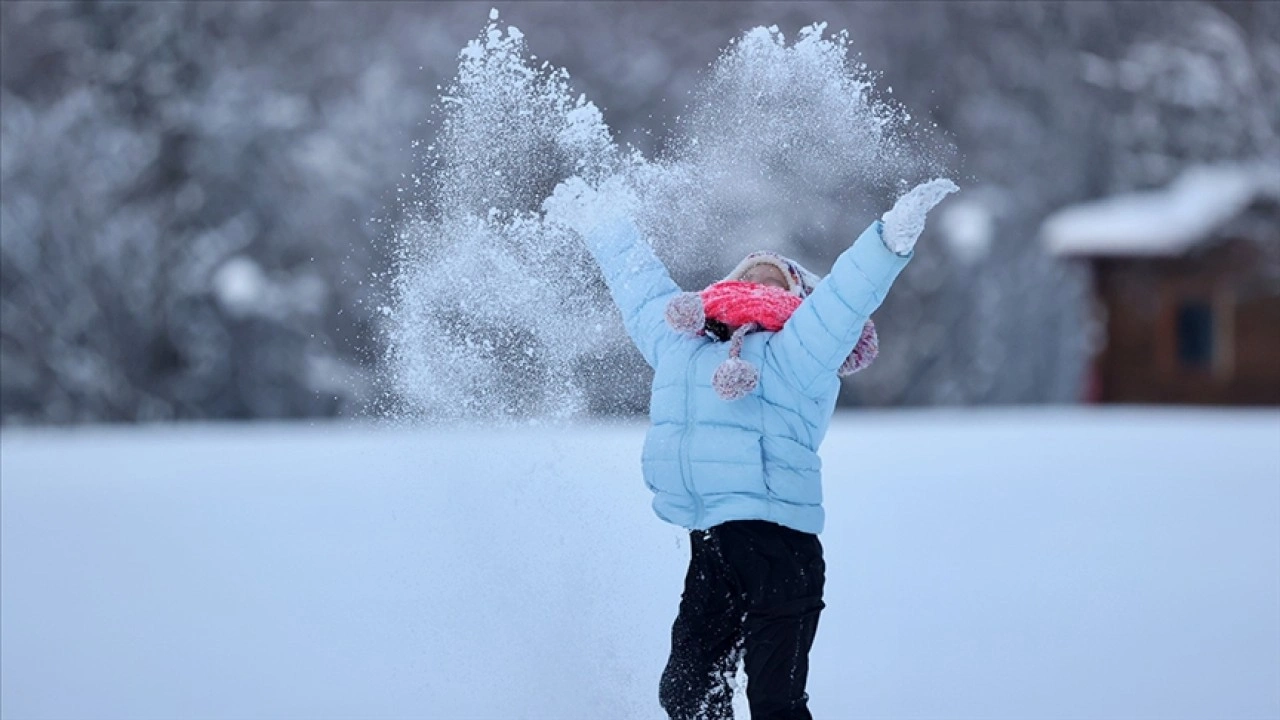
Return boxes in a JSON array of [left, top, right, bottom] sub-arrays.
[[659, 519, 825, 720]]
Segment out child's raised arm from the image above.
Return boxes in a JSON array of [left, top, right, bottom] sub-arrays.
[[766, 179, 958, 398], [544, 177, 683, 369]]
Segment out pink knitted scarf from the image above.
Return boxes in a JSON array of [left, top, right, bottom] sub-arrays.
[[665, 279, 880, 400], [700, 280, 802, 332]]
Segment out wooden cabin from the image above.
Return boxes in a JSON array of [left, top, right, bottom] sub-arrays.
[[1042, 164, 1280, 405]]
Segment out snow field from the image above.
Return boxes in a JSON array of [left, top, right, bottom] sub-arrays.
[[2, 409, 1278, 719]]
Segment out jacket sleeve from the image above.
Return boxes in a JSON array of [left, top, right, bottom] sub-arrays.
[[765, 220, 911, 398], [581, 215, 683, 368]]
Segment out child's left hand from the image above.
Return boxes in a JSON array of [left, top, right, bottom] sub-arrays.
[[881, 178, 959, 256]]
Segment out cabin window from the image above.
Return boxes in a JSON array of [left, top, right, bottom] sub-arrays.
[[1175, 300, 1214, 369]]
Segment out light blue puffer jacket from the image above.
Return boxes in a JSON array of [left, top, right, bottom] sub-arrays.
[[583, 216, 911, 534]]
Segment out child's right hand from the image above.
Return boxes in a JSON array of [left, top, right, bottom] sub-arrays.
[[543, 175, 637, 236]]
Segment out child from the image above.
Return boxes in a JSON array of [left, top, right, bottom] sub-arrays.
[[545, 177, 958, 720]]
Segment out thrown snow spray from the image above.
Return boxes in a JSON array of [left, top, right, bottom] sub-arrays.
[[384, 12, 626, 422], [385, 12, 952, 423], [634, 23, 949, 272]]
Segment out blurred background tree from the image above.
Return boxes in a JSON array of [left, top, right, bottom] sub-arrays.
[[2, 0, 1276, 423]]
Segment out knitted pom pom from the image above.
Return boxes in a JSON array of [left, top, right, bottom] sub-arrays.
[[712, 357, 759, 401], [665, 292, 705, 334], [837, 320, 879, 377]]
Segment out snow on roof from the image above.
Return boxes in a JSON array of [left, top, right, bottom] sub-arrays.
[[1041, 163, 1280, 257]]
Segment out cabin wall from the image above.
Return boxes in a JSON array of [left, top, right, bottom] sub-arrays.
[[1094, 240, 1280, 405]]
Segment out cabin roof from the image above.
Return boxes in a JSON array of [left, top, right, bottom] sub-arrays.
[[1041, 163, 1280, 258]]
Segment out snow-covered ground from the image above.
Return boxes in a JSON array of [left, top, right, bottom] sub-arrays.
[[2, 409, 1278, 720]]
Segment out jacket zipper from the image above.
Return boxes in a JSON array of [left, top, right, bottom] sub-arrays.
[[681, 345, 704, 527]]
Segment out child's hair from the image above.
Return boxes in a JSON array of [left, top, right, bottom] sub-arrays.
[[703, 317, 733, 342]]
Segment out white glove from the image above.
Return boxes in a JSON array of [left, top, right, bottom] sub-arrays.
[[881, 178, 959, 256], [543, 175, 637, 236]]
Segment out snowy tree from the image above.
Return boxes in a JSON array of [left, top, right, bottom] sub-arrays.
[[1, 2, 431, 421]]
